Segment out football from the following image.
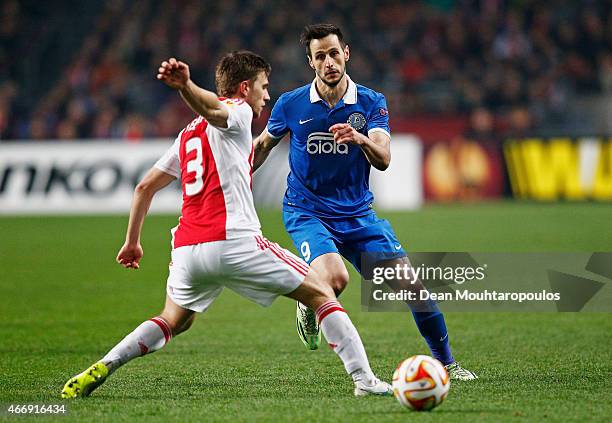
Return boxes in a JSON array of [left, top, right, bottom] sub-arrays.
[[392, 355, 450, 411]]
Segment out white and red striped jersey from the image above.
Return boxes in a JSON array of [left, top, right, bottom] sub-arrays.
[[154, 98, 261, 249]]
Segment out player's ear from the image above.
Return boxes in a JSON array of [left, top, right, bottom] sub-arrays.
[[344, 44, 350, 62], [239, 80, 250, 97], [307, 55, 315, 70]]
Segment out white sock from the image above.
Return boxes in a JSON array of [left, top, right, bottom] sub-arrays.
[[316, 300, 375, 383], [101, 317, 172, 374]]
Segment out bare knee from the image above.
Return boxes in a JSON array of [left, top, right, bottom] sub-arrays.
[[328, 269, 350, 295], [311, 254, 350, 295]]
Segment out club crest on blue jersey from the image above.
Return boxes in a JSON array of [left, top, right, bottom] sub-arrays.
[[347, 112, 366, 130]]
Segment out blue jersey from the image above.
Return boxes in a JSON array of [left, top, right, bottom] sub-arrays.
[[266, 76, 390, 218]]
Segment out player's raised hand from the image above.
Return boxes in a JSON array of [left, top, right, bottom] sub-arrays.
[[157, 58, 190, 90], [329, 123, 366, 145], [116, 242, 144, 270]]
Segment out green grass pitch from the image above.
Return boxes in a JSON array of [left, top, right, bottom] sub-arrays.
[[1, 202, 611, 422]]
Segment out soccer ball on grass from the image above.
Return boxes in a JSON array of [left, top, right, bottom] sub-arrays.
[[392, 354, 450, 411]]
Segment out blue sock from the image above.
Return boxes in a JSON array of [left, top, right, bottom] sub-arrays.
[[411, 304, 454, 365]]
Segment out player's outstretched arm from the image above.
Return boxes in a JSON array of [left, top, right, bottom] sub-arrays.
[[116, 168, 176, 270], [157, 58, 229, 128], [252, 130, 282, 172]]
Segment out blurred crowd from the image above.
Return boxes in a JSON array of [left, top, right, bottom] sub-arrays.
[[1, 0, 612, 141]]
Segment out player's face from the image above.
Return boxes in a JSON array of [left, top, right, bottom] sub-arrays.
[[245, 72, 270, 118], [308, 35, 350, 88]]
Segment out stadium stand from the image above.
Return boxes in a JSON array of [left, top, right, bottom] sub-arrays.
[[1, 0, 611, 141]]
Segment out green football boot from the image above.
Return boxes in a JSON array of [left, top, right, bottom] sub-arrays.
[[296, 302, 321, 350], [61, 361, 109, 398]]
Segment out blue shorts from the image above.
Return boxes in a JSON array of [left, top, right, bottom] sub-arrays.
[[282, 208, 407, 274]]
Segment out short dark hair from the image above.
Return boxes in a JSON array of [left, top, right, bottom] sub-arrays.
[[215, 50, 271, 97], [300, 23, 345, 57]]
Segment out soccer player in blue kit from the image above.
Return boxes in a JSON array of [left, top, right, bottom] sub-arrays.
[[253, 24, 477, 380]]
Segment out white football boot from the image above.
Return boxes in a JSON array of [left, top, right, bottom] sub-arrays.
[[354, 376, 394, 397], [445, 362, 478, 380]]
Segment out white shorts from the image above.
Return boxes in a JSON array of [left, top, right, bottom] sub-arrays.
[[166, 235, 309, 312]]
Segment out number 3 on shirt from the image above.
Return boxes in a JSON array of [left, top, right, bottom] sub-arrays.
[[185, 137, 204, 196]]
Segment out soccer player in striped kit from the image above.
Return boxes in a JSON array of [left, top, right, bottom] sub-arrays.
[[61, 51, 391, 399]]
